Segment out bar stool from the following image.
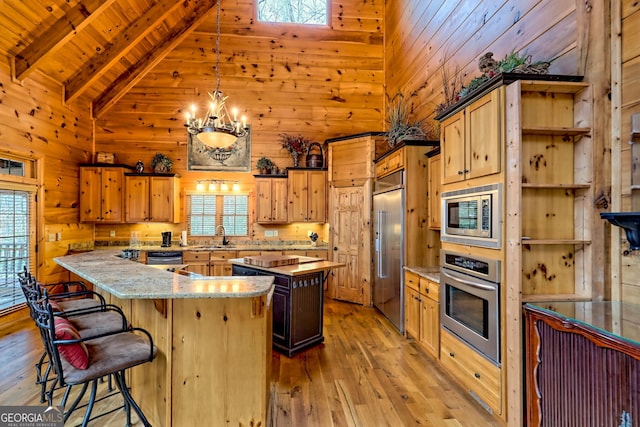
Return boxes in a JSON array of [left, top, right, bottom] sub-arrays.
[[31, 297, 156, 426]]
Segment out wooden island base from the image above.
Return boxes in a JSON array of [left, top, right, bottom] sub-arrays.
[[130, 296, 272, 426]]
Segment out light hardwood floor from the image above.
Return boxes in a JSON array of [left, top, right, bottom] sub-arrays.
[[0, 298, 504, 426]]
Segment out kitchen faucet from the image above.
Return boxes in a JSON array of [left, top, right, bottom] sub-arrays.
[[216, 225, 229, 246]]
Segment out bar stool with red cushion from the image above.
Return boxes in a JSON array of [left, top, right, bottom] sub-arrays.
[[31, 298, 157, 427]]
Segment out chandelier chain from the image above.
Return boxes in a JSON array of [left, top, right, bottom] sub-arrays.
[[215, 0, 221, 92]]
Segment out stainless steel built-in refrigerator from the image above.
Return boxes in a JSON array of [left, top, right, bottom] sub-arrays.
[[373, 171, 405, 333]]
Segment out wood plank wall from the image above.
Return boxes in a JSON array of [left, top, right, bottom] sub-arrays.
[[620, 0, 640, 303], [0, 63, 94, 283], [92, 0, 385, 244]]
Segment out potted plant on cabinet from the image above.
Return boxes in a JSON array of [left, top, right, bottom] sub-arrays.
[[256, 156, 275, 175], [151, 153, 173, 173]]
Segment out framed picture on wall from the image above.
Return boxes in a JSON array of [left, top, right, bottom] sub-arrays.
[[187, 127, 252, 172]]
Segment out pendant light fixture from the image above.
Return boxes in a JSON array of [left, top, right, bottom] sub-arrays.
[[185, 0, 248, 148]]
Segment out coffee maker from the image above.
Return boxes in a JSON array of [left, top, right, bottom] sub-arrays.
[[161, 231, 172, 247]]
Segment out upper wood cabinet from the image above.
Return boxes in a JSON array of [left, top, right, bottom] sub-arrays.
[[427, 152, 441, 230], [375, 147, 404, 178], [440, 89, 503, 184], [79, 165, 129, 223], [125, 174, 180, 223], [255, 177, 288, 223], [287, 169, 326, 223]]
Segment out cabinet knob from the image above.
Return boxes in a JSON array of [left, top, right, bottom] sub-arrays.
[[449, 352, 455, 358], [333, 247, 338, 251], [458, 171, 464, 175], [474, 373, 481, 379]]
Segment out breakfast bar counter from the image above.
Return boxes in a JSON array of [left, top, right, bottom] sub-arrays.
[[54, 250, 274, 427]]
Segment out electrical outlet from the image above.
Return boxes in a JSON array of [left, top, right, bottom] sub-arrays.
[[110, 230, 116, 237], [56, 232, 62, 241], [48, 233, 56, 242], [272, 230, 278, 237]]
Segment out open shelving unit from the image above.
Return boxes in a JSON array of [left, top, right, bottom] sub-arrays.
[[505, 80, 593, 303]]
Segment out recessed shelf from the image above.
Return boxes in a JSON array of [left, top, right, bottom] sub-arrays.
[[522, 183, 591, 189], [521, 239, 591, 245], [522, 127, 591, 136]]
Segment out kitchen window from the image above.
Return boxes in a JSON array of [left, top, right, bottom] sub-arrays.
[[188, 194, 249, 237], [257, 0, 328, 25]]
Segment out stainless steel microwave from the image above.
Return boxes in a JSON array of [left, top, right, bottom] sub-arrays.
[[441, 184, 501, 249]]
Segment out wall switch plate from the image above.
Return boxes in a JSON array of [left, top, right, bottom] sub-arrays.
[[48, 233, 56, 242], [110, 230, 116, 237], [272, 230, 278, 237], [264, 230, 274, 237], [56, 232, 62, 241]]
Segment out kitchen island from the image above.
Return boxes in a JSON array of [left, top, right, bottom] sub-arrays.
[[54, 250, 274, 427], [230, 255, 345, 356]]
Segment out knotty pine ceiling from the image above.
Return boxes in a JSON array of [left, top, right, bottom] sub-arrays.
[[0, 0, 215, 118]]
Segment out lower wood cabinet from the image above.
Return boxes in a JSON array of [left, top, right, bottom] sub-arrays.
[[440, 328, 501, 415], [404, 271, 440, 359], [182, 251, 236, 276]]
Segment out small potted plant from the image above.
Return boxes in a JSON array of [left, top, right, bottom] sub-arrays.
[[256, 156, 275, 174], [151, 153, 173, 173]]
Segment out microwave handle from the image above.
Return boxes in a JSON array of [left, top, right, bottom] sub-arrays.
[[441, 270, 495, 291]]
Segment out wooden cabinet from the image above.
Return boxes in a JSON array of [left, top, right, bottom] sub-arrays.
[[125, 174, 180, 223], [427, 152, 441, 229], [403, 271, 439, 359], [504, 82, 593, 302], [182, 251, 209, 276], [440, 89, 502, 184], [210, 251, 236, 276], [79, 165, 128, 223], [183, 251, 236, 276], [375, 147, 403, 178], [441, 328, 501, 415], [255, 177, 288, 223], [287, 169, 326, 223]]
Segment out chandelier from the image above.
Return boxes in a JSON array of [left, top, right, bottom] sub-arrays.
[[184, 1, 248, 149]]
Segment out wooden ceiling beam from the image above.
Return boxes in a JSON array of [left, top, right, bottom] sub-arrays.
[[64, 0, 185, 105], [92, 0, 218, 119], [11, 0, 116, 81]]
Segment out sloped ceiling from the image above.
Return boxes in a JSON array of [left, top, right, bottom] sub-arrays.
[[0, 0, 216, 118]]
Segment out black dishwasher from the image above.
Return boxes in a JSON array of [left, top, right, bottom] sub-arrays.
[[146, 251, 183, 265]]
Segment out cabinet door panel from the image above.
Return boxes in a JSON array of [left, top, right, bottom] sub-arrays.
[[419, 297, 439, 358], [307, 170, 326, 222], [255, 179, 274, 222], [125, 176, 150, 222], [405, 286, 421, 339], [441, 113, 465, 184], [80, 168, 103, 222], [101, 168, 125, 222], [428, 154, 441, 229], [287, 170, 308, 222], [150, 176, 174, 222], [271, 178, 289, 223], [466, 90, 501, 180]]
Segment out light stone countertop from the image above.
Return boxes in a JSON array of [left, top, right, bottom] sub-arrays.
[[94, 243, 330, 252], [404, 266, 440, 283], [54, 250, 274, 299]]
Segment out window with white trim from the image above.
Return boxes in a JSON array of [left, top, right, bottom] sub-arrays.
[[257, 0, 328, 25], [188, 194, 249, 237]]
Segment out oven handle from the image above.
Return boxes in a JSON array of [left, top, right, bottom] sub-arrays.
[[440, 269, 496, 291]]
